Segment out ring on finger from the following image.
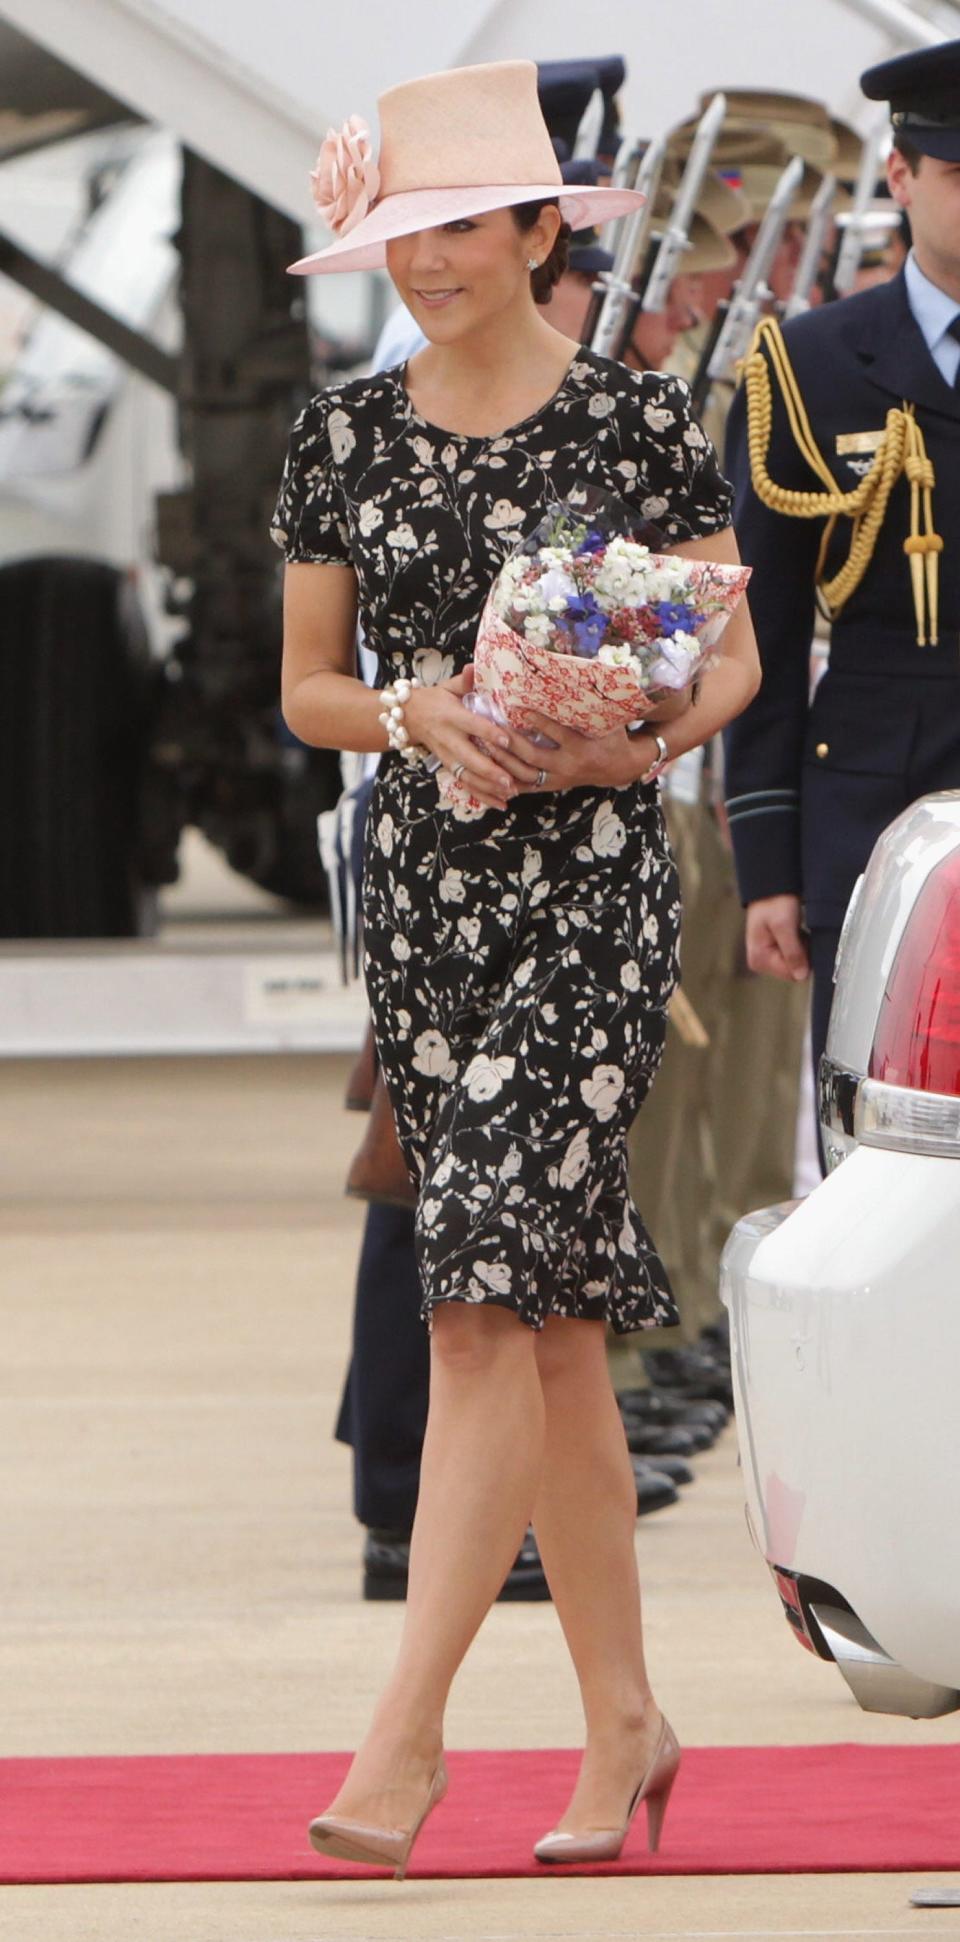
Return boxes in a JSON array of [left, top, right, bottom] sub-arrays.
[[534, 767, 547, 788], [451, 761, 466, 782]]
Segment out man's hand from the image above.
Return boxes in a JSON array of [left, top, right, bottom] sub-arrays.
[[745, 895, 810, 982]]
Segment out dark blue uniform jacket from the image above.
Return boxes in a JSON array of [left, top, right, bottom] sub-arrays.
[[724, 269, 960, 930]]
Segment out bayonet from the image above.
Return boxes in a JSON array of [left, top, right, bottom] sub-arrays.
[[783, 172, 837, 318], [704, 154, 805, 386], [833, 116, 889, 296], [642, 92, 726, 314]]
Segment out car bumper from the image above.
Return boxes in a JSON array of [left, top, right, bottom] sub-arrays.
[[720, 1143, 960, 1698]]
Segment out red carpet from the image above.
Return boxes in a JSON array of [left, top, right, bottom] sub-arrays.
[[2, 1746, 959, 1882]]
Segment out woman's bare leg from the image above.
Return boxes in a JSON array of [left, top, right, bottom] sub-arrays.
[[531, 1316, 663, 1831], [325, 1302, 545, 1826]]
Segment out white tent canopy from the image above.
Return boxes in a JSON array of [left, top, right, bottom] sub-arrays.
[[0, 0, 954, 231]]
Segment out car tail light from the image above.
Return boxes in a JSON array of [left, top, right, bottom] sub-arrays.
[[840, 847, 960, 1160], [869, 846, 960, 1095]]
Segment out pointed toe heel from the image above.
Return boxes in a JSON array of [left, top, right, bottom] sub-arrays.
[[308, 1758, 448, 1880], [533, 1715, 681, 1866]]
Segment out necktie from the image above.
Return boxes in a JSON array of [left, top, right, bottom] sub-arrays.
[[949, 314, 960, 389]]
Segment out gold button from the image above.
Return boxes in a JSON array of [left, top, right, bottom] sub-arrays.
[[816, 741, 829, 758]]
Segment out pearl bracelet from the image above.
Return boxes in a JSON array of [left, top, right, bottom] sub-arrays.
[[378, 675, 426, 765]]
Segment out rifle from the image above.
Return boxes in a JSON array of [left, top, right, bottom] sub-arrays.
[[833, 116, 889, 296], [642, 92, 726, 314], [582, 135, 667, 354], [783, 172, 837, 319], [690, 153, 804, 412]]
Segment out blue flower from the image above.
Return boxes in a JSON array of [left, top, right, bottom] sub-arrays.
[[572, 611, 608, 657], [649, 600, 702, 637], [575, 527, 606, 556]]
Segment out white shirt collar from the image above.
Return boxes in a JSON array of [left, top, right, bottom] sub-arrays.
[[904, 249, 960, 353]]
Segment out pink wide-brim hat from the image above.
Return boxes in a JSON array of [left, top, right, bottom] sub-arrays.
[[289, 59, 644, 276]]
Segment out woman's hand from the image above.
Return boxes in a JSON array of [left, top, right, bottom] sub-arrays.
[[499, 715, 655, 793], [404, 670, 518, 811]]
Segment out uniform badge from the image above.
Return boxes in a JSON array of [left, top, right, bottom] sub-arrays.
[[835, 430, 885, 455]]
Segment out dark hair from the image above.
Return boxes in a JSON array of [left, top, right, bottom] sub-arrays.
[[512, 199, 571, 304], [892, 131, 924, 176]]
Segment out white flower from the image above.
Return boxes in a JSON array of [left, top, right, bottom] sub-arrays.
[[591, 800, 627, 858], [537, 566, 578, 607], [511, 958, 536, 988], [483, 499, 526, 532], [588, 391, 616, 417], [541, 1002, 558, 1024], [413, 646, 454, 686], [358, 499, 383, 536], [466, 1278, 488, 1303], [412, 435, 435, 465], [506, 1182, 525, 1203], [472, 1260, 512, 1294], [647, 630, 701, 691], [441, 443, 458, 470], [684, 421, 708, 451], [327, 407, 355, 462], [619, 1209, 637, 1257], [529, 879, 550, 906], [396, 1008, 412, 1031], [457, 915, 482, 950], [439, 868, 466, 904], [433, 1154, 455, 1187], [391, 935, 411, 962], [591, 1027, 608, 1052], [386, 522, 417, 551], [377, 814, 395, 857], [463, 1052, 516, 1102], [616, 460, 638, 485], [644, 403, 674, 434], [580, 1063, 625, 1122], [620, 960, 641, 992], [643, 913, 660, 944], [521, 849, 541, 884], [420, 1198, 443, 1229], [523, 613, 553, 648], [558, 1126, 591, 1189], [641, 495, 669, 520], [412, 1029, 455, 1080], [499, 1145, 523, 1181], [598, 642, 636, 669]]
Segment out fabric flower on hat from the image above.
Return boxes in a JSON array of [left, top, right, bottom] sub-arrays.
[[310, 116, 380, 237]]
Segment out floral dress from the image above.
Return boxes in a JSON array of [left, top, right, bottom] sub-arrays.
[[272, 349, 733, 1333]]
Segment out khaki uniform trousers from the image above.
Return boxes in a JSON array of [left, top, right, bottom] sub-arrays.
[[624, 797, 807, 1352]]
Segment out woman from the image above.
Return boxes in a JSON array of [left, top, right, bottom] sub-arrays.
[[273, 60, 760, 1877]]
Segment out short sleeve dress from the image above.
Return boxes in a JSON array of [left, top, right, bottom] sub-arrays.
[[272, 349, 733, 1334]]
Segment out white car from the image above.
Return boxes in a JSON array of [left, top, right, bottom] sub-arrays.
[[721, 792, 960, 1719]]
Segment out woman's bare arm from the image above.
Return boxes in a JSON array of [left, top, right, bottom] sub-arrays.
[[280, 561, 517, 808]]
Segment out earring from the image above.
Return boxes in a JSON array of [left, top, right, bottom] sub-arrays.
[[527, 256, 539, 271]]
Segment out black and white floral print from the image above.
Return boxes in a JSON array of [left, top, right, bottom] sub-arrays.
[[272, 350, 733, 1333]]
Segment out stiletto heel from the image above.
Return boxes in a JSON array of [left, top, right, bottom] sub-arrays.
[[643, 1747, 679, 1853], [534, 1715, 681, 1865], [308, 1758, 448, 1879]]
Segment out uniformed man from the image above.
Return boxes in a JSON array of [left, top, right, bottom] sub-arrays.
[[724, 41, 960, 1109]]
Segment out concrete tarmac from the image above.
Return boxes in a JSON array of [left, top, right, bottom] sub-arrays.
[[2, 1044, 958, 1941]]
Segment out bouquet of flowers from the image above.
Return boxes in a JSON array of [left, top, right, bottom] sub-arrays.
[[436, 486, 751, 813]]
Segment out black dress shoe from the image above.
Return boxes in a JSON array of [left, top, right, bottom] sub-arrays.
[[632, 1461, 679, 1515], [617, 1398, 715, 1444], [636, 1451, 694, 1486], [363, 1526, 552, 1602], [624, 1421, 705, 1458], [618, 1392, 722, 1439], [642, 1348, 734, 1410]]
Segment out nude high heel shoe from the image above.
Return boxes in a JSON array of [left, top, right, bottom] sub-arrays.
[[533, 1716, 681, 1865], [308, 1758, 448, 1881]]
